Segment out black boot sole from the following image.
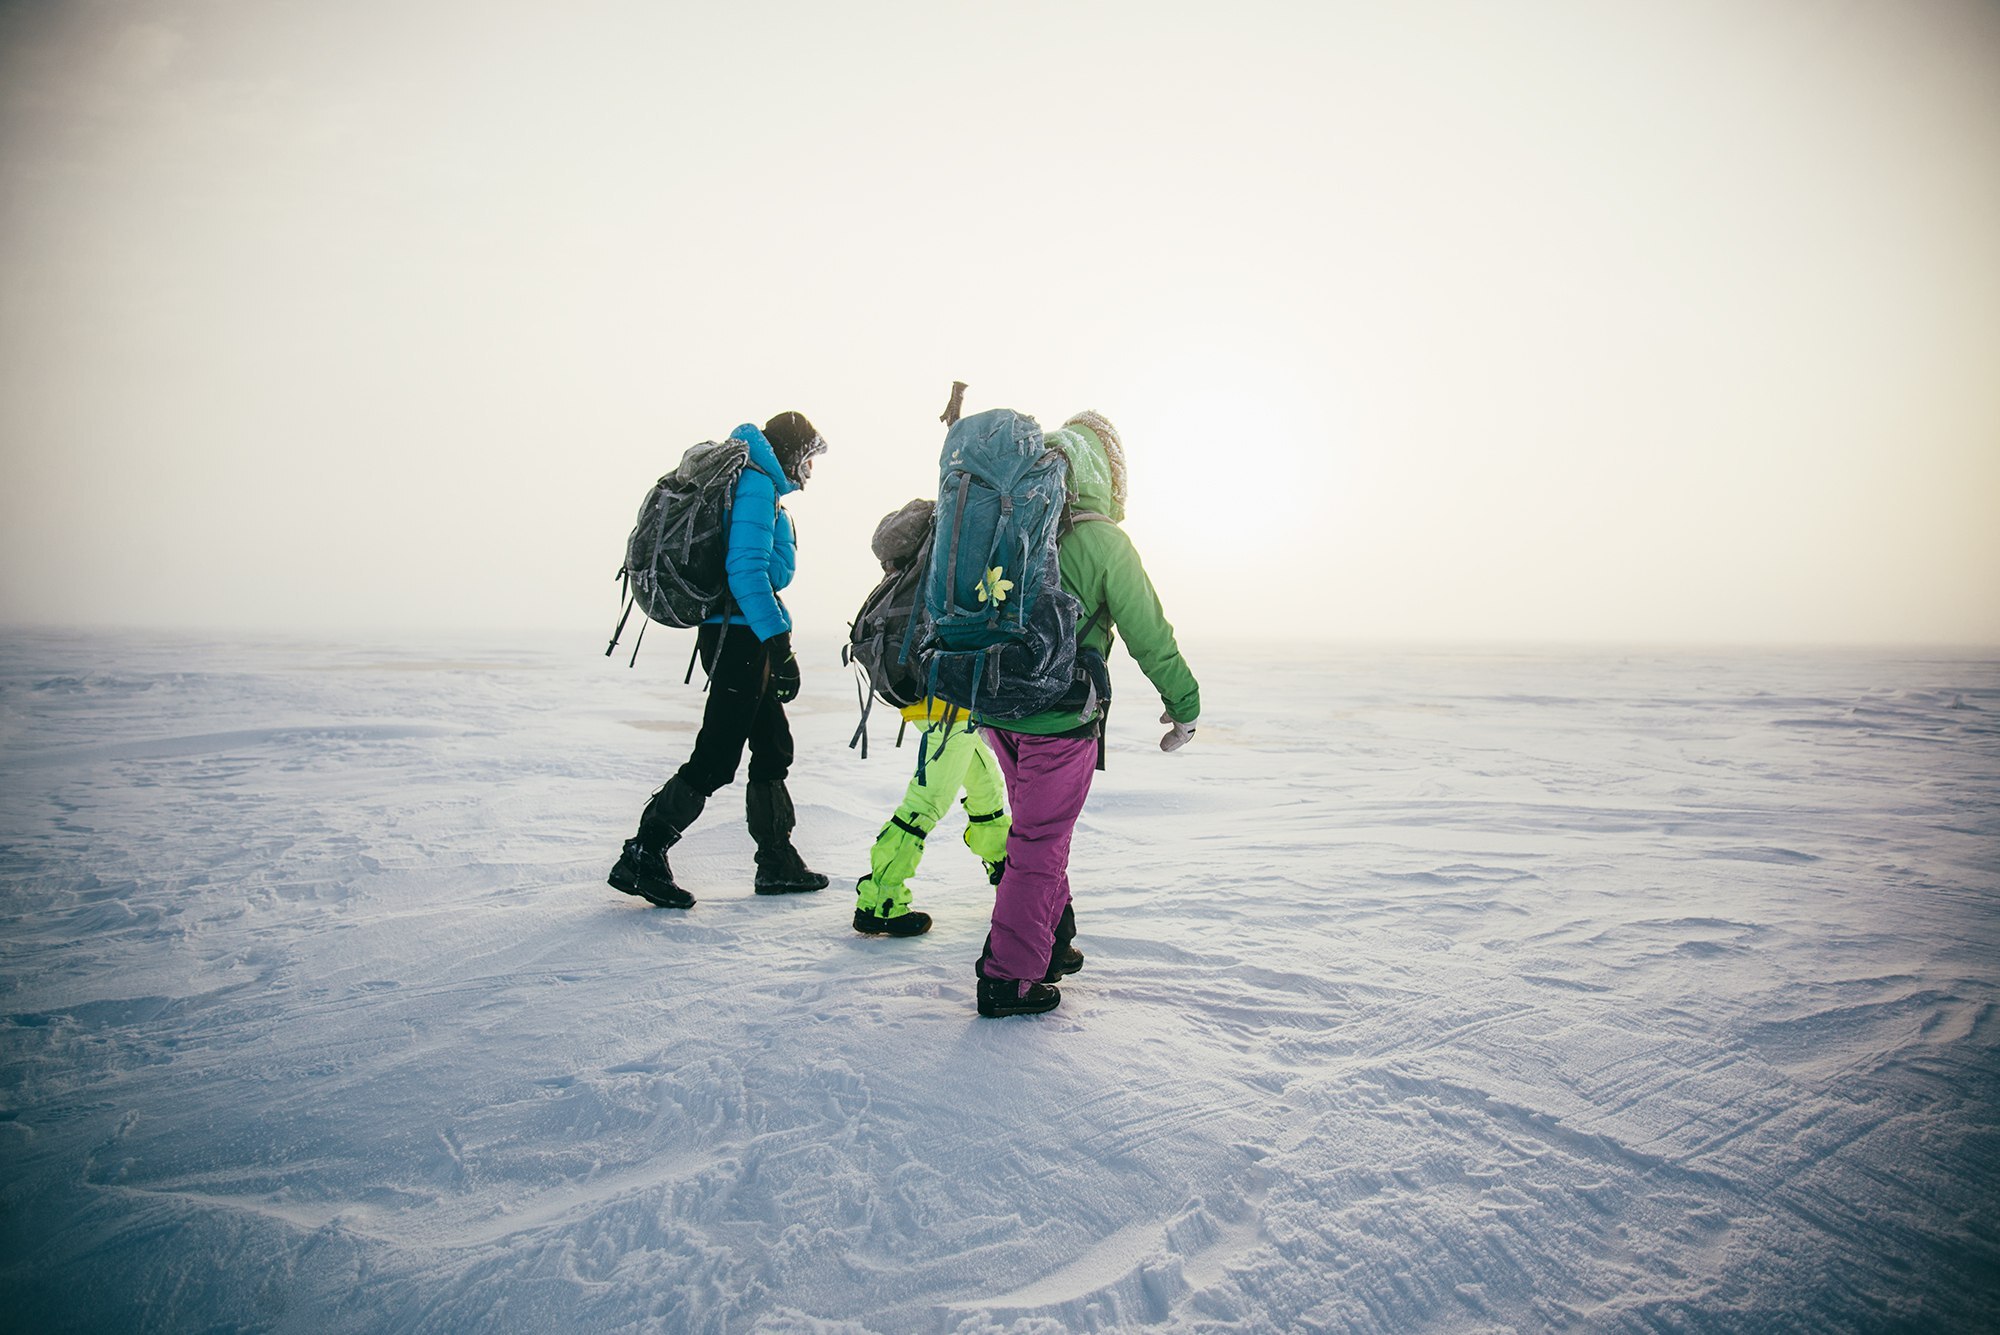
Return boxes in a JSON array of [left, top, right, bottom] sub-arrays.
[[854, 909, 933, 937], [977, 984, 1062, 1018], [754, 874, 828, 895], [607, 872, 694, 910]]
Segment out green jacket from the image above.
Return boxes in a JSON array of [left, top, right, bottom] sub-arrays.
[[984, 417, 1201, 736]]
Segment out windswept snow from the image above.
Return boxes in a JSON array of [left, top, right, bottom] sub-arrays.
[[1, 631, 1996, 1332]]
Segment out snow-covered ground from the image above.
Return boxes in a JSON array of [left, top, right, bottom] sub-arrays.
[[1, 629, 1995, 1333]]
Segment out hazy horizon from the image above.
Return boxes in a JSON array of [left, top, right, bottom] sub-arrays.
[[4, 0, 1997, 648], [5, 620, 1997, 661]]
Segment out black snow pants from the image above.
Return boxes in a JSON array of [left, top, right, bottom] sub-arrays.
[[676, 622, 794, 797]]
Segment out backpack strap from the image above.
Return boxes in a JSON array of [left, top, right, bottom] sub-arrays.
[[1072, 602, 1111, 769], [607, 564, 649, 669], [895, 585, 925, 673], [847, 663, 875, 758], [915, 697, 963, 786], [606, 572, 638, 661], [1076, 602, 1106, 642], [1059, 506, 1114, 537], [943, 473, 972, 616], [1071, 602, 1108, 718]]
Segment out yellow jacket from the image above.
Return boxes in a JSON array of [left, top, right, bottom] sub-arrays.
[[898, 698, 959, 727]]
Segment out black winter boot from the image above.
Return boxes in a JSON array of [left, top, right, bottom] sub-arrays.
[[1043, 946, 1084, 982], [609, 774, 707, 908], [607, 839, 694, 909], [854, 906, 933, 936], [977, 977, 1062, 1018], [1044, 900, 1081, 981], [746, 779, 828, 894]]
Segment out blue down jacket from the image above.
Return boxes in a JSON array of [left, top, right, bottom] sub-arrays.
[[709, 423, 797, 639]]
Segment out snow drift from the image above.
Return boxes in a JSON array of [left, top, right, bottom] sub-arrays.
[[1, 631, 1995, 1332]]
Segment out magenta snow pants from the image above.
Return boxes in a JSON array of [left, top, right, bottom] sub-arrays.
[[981, 727, 1098, 987]]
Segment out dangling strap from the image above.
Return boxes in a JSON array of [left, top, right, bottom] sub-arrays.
[[847, 666, 875, 758], [917, 700, 962, 786], [606, 563, 637, 659], [895, 717, 909, 749], [606, 591, 636, 660], [627, 615, 647, 669], [896, 597, 924, 670], [682, 635, 698, 684], [916, 658, 944, 782], [1071, 604, 1110, 724]]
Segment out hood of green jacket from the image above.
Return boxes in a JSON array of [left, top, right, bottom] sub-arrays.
[[1049, 411, 1127, 522]]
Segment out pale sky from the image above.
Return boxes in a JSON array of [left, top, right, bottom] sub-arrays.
[[3, 0, 1997, 647]]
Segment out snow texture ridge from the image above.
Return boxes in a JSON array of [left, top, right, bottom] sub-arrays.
[[1, 632, 1996, 1332]]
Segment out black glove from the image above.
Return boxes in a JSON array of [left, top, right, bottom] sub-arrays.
[[767, 632, 801, 703]]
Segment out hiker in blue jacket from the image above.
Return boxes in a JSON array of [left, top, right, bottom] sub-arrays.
[[609, 412, 831, 908]]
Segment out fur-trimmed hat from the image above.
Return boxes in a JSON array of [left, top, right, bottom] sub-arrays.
[[764, 411, 826, 484], [1063, 410, 1127, 515]]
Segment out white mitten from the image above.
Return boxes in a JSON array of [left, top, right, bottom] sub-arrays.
[[1159, 711, 1197, 753]]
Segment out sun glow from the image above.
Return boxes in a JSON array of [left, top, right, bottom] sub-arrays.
[[1112, 355, 1338, 556]]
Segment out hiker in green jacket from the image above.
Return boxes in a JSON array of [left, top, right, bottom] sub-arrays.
[[975, 410, 1202, 1017]]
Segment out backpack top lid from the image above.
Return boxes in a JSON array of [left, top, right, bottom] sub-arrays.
[[669, 436, 752, 492], [871, 498, 934, 569], [939, 408, 1047, 491]]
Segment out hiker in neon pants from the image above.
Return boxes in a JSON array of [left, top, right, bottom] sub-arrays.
[[852, 702, 1010, 937]]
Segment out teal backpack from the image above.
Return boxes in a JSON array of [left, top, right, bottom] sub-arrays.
[[919, 408, 1090, 722]]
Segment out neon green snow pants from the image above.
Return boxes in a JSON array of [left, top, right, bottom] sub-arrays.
[[855, 725, 1011, 916]]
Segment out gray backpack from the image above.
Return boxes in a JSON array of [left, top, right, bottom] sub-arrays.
[[605, 439, 750, 663], [841, 499, 936, 755]]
